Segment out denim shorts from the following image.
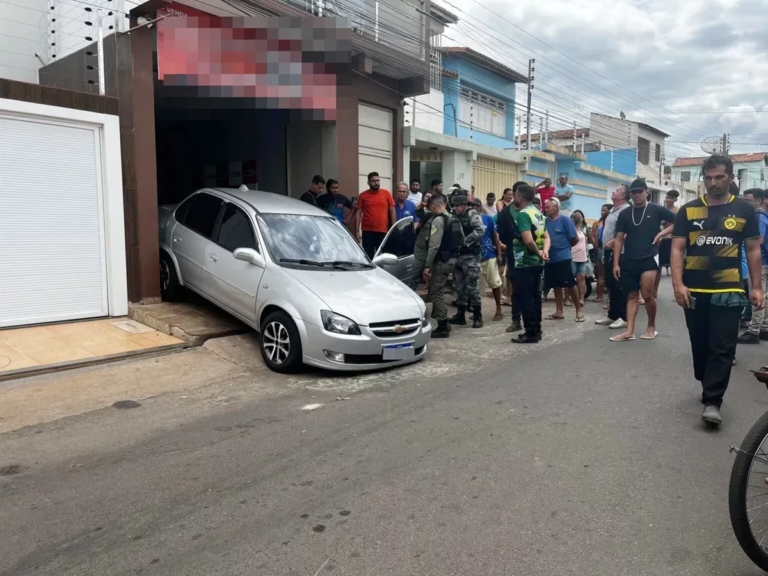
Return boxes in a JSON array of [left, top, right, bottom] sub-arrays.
[[571, 261, 588, 276]]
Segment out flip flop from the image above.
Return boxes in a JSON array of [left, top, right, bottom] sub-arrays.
[[610, 334, 636, 342], [640, 331, 658, 340], [547, 314, 565, 320], [576, 316, 585, 323]]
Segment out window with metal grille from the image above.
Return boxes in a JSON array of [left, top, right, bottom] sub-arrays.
[[638, 137, 650, 165], [655, 143, 661, 162], [680, 171, 691, 182], [459, 86, 506, 138]]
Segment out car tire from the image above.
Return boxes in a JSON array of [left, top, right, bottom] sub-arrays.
[[259, 311, 303, 373], [160, 251, 183, 302], [584, 277, 593, 300]]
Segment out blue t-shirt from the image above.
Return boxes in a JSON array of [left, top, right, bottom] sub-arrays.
[[759, 210, 768, 265], [556, 184, 575, 213], [546, 214, 577, 263], [480, 214, 497, 261], [395, 200, 418, 223]]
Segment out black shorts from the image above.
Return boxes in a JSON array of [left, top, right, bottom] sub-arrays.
[[620, 257, 658, 293], [658, 239, 671, 267], [544, 259, 576, 289]]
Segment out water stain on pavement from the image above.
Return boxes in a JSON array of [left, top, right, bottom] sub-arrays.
[[0, 464, 24, 476], [112, 400, 142, 410], [312, 524, 326, 533]]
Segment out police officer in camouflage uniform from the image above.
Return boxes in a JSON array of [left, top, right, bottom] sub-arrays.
[[410, 194, 463, 338], [449, 193, 486, 329]]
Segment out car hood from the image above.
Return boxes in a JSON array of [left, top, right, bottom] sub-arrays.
[[283, 266, 424, 325]]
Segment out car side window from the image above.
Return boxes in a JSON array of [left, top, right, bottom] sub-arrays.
[[381, 219, 414, 258], [180, 193, 223, 238], [217, 204, 257, 253]]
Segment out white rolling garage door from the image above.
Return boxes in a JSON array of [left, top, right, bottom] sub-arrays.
[[358, 103, 393, 193], [0, 115, 108, 328]]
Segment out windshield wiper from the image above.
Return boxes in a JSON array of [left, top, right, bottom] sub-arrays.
[[322, 260, 374, 269], [279, 258, 327, 267]]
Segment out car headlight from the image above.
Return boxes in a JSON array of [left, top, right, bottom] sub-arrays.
[[321, 310, 362, 335], [421, 309, 430, 327]]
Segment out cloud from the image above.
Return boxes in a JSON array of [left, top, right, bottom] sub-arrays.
[[440, 0, 768, 158]]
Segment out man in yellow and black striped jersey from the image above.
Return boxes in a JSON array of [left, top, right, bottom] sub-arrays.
[[671, 154, 764, 427]]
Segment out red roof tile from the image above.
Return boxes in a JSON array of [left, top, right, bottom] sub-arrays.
[[673, 153, 768, 167]]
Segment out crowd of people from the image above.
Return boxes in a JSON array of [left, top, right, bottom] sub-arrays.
[[298, 156, 768, 427]]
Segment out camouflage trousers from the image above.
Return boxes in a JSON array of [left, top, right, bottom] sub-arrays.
[[430, 260, 455, 321], [454, 253, 481, 308], [407, 258, 454, 322]]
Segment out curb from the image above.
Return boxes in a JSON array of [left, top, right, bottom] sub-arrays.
[[0, 343, 187, 384], [128, 305, 249, 347]]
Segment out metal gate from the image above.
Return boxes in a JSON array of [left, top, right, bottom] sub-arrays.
[[472, 156, 520, 196]]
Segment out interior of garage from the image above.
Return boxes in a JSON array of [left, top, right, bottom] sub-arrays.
[[154, 89, 339, 206]]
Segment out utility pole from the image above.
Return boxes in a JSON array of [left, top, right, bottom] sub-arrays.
[[97, 12, 105, 96], [581, 133, 585, 154], [572, 121, 577, 152], [659, 155, 663, 184], [544, 110, 549, 145], [722, 133, 728, 154], [525, 58, 535, 150], [516, 115, 522, 150], [539, 116, 544, 149]]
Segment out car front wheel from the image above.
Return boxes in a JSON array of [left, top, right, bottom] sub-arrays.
[[259, 311, 303, 373], [160, 251, 182, 302]]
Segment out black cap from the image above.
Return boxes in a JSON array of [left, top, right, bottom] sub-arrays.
[[470, 197, 482, 207], [451, 195, 468, 206], [629, 178, 648, 192]]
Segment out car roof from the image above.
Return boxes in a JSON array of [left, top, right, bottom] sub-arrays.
[[205, 188, 330, 217]]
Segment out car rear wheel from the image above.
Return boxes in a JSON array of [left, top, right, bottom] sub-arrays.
[[160, 251, 183, 302], [259, 311, 303, 373]]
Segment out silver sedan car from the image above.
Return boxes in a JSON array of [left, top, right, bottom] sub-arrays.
[[158, 187, 430, 372]]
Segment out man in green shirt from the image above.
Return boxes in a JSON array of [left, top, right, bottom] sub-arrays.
[[510, 184, 548, 343]]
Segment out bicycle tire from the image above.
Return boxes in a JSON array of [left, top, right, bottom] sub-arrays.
[[729, 409, 768, 572]]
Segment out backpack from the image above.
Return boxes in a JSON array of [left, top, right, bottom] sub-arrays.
[[496, 203, 518, 246]]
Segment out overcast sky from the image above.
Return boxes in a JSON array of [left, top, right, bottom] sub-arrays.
[[442, 0, 768, 160]]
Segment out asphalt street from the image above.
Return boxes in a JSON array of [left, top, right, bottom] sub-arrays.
[[3, 279, 768, 576]]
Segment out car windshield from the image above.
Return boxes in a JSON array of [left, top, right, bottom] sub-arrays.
[[258, 214, 373, 269]]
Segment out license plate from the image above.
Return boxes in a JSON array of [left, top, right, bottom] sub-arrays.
[[382, 341, 415, 361]]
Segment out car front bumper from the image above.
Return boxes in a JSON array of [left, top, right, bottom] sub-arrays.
[[298, 319, 431, 372]]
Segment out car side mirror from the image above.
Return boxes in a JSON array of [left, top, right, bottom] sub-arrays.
[[372, 253, 398, 266], [234, 248, 265, 268]]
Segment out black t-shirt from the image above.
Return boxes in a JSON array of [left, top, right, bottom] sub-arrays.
[[616, 202, 677, 261], [672, 195, 760, 293], [299, 190, 319, 207]]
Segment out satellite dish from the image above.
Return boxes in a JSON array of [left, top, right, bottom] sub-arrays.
[[701, 136, 722, 155]]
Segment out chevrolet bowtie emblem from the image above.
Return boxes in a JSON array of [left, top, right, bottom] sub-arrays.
[[394, 325, 404, 333]]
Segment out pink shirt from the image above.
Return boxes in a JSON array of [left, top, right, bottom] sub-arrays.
[[571, 229, 588, 263]]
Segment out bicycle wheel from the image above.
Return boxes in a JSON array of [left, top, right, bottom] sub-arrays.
[[729, 410, 768, 571]]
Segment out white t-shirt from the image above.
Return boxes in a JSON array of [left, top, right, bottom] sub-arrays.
[[408, 190, 422, 205]]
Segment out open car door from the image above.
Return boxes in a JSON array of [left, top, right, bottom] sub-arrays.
[[373, 216, 417, 285]]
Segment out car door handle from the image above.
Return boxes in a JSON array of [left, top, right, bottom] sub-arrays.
[[173, 236, 182, 243], [210, 254, 218, 262]]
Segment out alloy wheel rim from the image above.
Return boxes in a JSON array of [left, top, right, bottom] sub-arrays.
[[263, 321, 290, 364], [160, 261, 170, 291]]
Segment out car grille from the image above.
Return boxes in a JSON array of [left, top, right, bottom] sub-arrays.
[[368, 318, 421, 338]]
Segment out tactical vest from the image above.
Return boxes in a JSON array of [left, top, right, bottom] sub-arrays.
[[437, 213, 462, 262], [458, 209, 481, 256]]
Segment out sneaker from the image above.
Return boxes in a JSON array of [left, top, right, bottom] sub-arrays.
[[506, 320, 523, 333], [702, 405, 722, 426], [737, 332, 760, 344], [609, 319, 628, 329], [595, 317, 614, 326]]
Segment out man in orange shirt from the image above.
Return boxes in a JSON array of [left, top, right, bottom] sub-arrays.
[[353, 171, 397, 258]]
